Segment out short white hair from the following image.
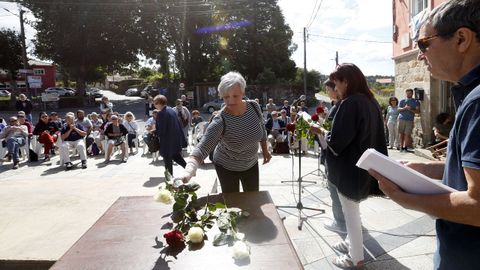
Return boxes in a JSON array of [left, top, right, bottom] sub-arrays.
[[65, 112, 75, 119], [218, 71, 246, 97]]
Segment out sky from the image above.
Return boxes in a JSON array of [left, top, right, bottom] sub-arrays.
[[278, 0, 394, 76], [0, 0, 394, 76]]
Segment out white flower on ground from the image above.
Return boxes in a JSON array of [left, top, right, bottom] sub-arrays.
[[235, 232, 245, 241], [153, 189, 173, 204], [232, 241, 250, 260], [187, 227, 204, 243]]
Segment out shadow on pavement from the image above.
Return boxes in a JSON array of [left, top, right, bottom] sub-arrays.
[[144, 177, 165, 187]]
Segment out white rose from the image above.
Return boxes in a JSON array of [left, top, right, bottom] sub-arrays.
[[232, 241, 250, 260], [187, 227, 204, 243], [235, 232, 245, 241], [153, 189, 173, 204]]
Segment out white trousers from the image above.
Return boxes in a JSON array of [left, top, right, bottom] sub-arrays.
[[338, 192, 364, 263], [60, 139, 87, 163]]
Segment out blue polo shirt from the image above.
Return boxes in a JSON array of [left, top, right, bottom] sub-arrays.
[[398, 98, 419, 121], [61, 123, 85, 142], [436, 64, 480, 270]]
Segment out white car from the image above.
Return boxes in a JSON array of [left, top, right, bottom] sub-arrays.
[[125, 87, 139, 96], [44, 87, 75, 96], [0, 89, 11, 101]]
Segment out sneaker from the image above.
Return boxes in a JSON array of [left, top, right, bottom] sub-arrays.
[[405, 148, 415, 153], [332, 254, 364, 269], [324, 220, 347, 234], [65, 162, 74, 170], [50, 149, 56, 155], [81, 160, 87, 169], [12, 162, 19, 170], [332, 241, 350, 254], [44, 155, 50, 161]]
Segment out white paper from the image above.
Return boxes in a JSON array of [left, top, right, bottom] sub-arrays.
[[356, 148, 456, 195]]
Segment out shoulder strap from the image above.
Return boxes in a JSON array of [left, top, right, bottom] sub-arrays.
[[247, 100, 262, 119]]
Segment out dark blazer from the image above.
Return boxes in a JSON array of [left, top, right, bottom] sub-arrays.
[[33, 121, 59, 136], [104, 123, 128, 140], [15, 100, 33, 114], [155, 106, 187, 157], [326, 94, 387, 201]]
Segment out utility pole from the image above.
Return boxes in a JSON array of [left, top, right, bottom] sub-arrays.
[[335, 51, 339, 66], [303, 27, 307, 98], [19, 7, 30, 97]]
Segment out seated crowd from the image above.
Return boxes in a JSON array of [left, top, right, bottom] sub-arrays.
[[0, 107, 141, 170], [1, 96, 331, 171]]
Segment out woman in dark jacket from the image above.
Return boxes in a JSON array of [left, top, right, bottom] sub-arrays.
[[153, 95, 187, 175], [313, 63, 387, 268], [33, 111, 60, 161], [15, 94, 33, 123]]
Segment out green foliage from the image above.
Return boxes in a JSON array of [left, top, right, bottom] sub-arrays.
[[293, 68, 322, 89], [20, 0, 297, 87], [138, 67, 155, 79], [0, 28, 23, 78], [160, 171, 247, 242]]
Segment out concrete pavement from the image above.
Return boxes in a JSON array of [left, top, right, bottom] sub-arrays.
[[0, 93, 438, 269]]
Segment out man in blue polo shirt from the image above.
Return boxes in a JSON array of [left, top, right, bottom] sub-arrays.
[[370, 1, 480, 269], [398, 88, 420, 152]]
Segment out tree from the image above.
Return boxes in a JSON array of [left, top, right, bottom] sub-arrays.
[[216, 0, 297, 82], [20, 0, 143, 94], [0, 28, 23, 81]]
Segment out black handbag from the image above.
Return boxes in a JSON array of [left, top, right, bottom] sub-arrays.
[[114, 137, 125, 146], [29, 149, 38, 162]]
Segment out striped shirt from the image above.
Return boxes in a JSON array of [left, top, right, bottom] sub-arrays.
[[192, 101, 267, 171]]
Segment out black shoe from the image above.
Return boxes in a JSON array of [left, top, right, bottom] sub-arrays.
[[44, 155, 50, 161], [65, 162, 73, 170], [12, 162, 19, 170], [50, 149, 56, 155], [81, 160, 87, 169]]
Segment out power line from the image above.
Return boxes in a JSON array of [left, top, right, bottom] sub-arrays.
[[306, 0, 323, 30], [308, 33, 391, 44], [305, 0, 318, 28]]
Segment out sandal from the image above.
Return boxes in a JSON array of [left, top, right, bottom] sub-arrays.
[[332, 241, 349, 254], [332, 254, 364, 269]]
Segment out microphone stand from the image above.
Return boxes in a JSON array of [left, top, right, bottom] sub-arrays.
[[277, 134, 325, 230]]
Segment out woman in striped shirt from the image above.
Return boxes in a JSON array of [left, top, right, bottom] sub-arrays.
[[178, 72, 272, 192]]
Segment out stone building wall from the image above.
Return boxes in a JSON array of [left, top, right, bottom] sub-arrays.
[[394, 51, 436, 147]]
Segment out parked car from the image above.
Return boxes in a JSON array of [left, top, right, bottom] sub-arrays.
[[202, 99, 224, 113], [0, 89, 11, 101], [86, 87, 103, 98], [140, 85, 159, 98], [44, 87, 75, 96], [125, 87, 140, 96], [201, 97, 249, 113], [64, 87, 77, 95]]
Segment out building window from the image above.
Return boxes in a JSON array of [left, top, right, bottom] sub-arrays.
[[33, 69, 45, 75], [411, 0, 428, 17]]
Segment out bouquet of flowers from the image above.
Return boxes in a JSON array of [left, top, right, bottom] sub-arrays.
[[154, 171, 251, 260], [285, 106, 328, 148]]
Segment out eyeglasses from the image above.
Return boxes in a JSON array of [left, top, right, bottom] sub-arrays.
[[417, 34, 440, 53]]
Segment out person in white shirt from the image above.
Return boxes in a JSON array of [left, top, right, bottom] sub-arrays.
[[122, 111, 139, 154], [0, 116, 28, 169]]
